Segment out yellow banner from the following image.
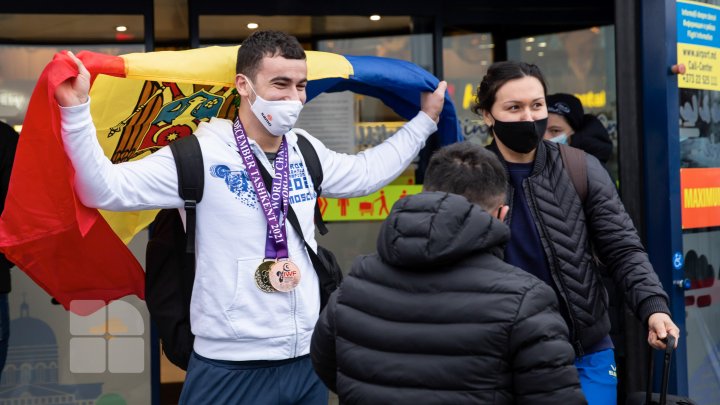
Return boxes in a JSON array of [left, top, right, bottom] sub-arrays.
[[320, 185, 422, 221], [90, 75, 239, 243], [678, 43, 720, 90], [121, 47, 353, 86]]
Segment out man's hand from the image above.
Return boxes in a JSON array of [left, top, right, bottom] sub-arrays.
[[421, 80, 447, 123], [648, 312, 680, 350], [55, 51, 91, 107]]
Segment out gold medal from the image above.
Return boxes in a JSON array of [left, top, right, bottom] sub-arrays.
[[269, 260, 301, 292], [254, 260, 277, 293]]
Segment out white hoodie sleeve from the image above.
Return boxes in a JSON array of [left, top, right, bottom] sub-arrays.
[[301, 111, 437, 198], [60, 100, 184, 211]]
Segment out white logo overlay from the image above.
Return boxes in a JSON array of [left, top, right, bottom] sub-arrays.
[[609, 364, 617, 378], [69, 300, 145, 373]]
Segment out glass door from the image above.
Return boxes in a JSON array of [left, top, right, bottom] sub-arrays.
[[677, 1, 720, 403]]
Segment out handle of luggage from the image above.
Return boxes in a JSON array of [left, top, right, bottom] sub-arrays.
[[626, 334, 696, 404], [644, 335, 675, 405]]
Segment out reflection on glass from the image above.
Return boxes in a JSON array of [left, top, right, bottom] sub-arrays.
[[314, 34, 432, 276], [198, 15, 413, 43], [682, 231, 720, 404], [317, 34, 433, 148], [509, 27, 615, 105], [442, 32, 494, 145], [680, 88, 720, 168], [508, 26, 618, 181], [319, 34, 432, 70], [0, 45, 144, 126]]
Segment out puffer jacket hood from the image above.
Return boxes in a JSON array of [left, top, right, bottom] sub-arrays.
[[570, 114, 613, 164], [310, 191, 586, 404], [377, 191, 509, 269]]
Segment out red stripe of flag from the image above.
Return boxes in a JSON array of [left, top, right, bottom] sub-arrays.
[[0, 51, 144, 315]]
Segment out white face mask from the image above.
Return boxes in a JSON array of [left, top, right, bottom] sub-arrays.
[[244, 77, 303, 137], [549, 133, 568, 144]]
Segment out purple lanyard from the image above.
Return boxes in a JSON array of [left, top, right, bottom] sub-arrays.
[[232, 117, 290, 259]]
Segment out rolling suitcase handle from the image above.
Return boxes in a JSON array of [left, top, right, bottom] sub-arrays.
[[645, 335, 675, 405], [628, 335, 695, 404]]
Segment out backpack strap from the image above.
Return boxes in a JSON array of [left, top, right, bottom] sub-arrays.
[[558, 144, 588, 204], [295, 134, 328, 235], [169, 135, 204, 255], [255, 161, 336, 302]]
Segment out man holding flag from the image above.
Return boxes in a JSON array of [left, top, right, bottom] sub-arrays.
[[55, 30, 447, 404]]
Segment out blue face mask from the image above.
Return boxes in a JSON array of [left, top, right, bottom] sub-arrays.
[[549, 133, 568, 144]]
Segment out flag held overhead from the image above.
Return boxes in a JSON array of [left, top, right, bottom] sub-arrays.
[[0, 46, 461, 313]]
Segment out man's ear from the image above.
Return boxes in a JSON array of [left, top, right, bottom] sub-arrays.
[[235, 74, 250, 98], [498, 205, 510, 222]]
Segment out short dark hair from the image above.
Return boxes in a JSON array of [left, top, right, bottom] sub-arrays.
[[236, 30, 306, 80], [424, 142, 507, 211], [471, 61, 547, 116]]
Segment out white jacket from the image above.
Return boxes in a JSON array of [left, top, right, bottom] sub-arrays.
[[61, 102, 437, 361]]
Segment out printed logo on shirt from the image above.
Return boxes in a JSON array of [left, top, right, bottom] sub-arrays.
[[210, 165, 258, 208], [211, 162, 316, 208], [609, 365, 617, 378], [288, 162, 317, 204]]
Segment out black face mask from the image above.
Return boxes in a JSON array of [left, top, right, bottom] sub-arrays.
[[491, 116, 548, 154]]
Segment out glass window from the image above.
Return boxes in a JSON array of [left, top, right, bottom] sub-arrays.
[[508, 26, 618, 180], [311, 33, 432, 270], [677, 1, 720, 402], [0, 14, 144, 43], [442, 31, 494, 145], [0, 44, 144, 128], [198, 15, 414, 44]]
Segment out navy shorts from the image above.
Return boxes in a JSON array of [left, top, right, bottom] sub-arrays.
[[179, 352, 328, 405]]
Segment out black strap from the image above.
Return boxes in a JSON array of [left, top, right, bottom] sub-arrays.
[[645, 334, 675, 405], [295, 134, 328, 235], [559, 144, 588, 204], [256, 162, 334, 289], [169, 135, 204, 255]]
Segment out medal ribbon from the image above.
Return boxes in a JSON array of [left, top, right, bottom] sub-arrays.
[[232, 117, 290, 260]]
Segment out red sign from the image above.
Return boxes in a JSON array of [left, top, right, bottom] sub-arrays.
[[681, 168, 720, 229]]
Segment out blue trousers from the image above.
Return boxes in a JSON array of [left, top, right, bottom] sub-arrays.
[[575, 348, 618, 405], [179, 352, 328, 405]]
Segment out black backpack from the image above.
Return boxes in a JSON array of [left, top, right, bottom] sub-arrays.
[[145, 134, 342, 370]]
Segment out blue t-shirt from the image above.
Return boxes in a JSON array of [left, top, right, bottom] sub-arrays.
[[504, 162, 555, 288]]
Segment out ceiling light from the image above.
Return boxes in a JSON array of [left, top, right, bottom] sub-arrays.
[[525, 46, 532, 52], [247, 23, 259, 29], [370, 15, 381, 21], [539, 42, 547, 48], [115, 26, 127, 32], [525, 37, 535, 43]]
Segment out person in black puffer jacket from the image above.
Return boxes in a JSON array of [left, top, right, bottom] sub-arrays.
[[473, 61, 678, 405], [311, 142, 586, 405]]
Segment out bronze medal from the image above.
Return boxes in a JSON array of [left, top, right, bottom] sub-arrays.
[[254, 260, 277, 293], [269, 260, 301, 292]]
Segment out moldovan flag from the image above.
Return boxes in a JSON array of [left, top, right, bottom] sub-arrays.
[[0, 46, 461, 313]]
